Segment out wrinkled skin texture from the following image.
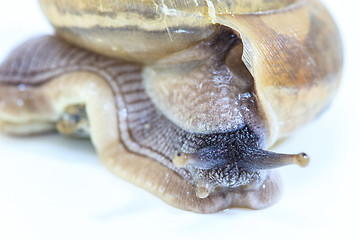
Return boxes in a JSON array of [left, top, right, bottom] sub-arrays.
[[0, 0, 342, 213]]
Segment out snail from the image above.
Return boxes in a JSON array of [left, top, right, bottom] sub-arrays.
[[0, 0, 342, 213]]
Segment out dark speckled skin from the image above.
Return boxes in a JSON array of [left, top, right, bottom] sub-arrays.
[[0, 35, 282, 213], [0, 0, 342, 213]]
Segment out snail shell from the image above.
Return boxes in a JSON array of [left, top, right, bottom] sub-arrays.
[[0, 0, 342, 213]]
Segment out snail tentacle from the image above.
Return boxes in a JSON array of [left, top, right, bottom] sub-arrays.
[[0, 35, 282, 213], [174, 147, 309, 171], [0, 0, 343, 213]]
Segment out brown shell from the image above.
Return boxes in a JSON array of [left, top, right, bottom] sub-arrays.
[[39, 0, 343, 146], [0, 0, 343, 213], [217, 0, 343, 144]]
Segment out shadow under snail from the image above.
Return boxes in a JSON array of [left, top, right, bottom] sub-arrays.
[[0, 0, 343, 213]]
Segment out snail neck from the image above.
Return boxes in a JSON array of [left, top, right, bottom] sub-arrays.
[[143, 27, 267, 140]]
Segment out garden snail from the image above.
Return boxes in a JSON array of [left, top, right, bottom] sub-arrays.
[[0, 0, 343, 213]]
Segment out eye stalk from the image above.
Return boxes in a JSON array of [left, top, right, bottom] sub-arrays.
[[173, 149, 309, 171], [173, 149, 309, 199], [295, 153, 310, 167]]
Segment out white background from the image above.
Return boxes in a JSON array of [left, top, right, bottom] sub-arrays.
[[0, 0, 359, 239]]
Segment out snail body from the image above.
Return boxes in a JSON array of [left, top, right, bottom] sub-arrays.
[[0, 0, 342, 213]]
